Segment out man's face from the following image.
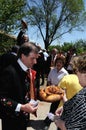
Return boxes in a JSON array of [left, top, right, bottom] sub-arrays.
[[22, 52, 38, 68], [77, 72, 86, 87]]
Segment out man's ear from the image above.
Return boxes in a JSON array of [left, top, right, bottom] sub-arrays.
[[21, 54, 26, 61]]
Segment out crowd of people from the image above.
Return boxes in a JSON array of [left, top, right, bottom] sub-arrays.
[[55, 55, 86, 130], [0, 20, 86, 130]]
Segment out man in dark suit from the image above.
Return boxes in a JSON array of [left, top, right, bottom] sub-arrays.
[[0, 45, 19, 75], [0, 42, 38, 130]]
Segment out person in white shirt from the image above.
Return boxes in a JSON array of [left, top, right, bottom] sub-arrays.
[[43, 56, 68, 129], [48, 66, 68, 86], [47, 57, 68, 86], [55, 55, 86, 130]]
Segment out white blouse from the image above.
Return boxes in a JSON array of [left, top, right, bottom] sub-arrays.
[[48, 67, 68, 86]]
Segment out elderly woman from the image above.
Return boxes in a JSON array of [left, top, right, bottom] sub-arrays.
[[55, 55, 86, 130]]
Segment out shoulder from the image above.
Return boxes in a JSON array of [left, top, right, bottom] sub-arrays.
[[50, 68, 57, 73], [60, 67, 68, 74], [2, 61, 20, 75], [62, 74, 77, 79], [58, 74, 80, 87]]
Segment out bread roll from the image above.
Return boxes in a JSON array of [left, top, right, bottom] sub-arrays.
[[39, 86, 64, 102]]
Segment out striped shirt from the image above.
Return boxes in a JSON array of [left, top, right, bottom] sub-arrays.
[[61, 87, 86, 130]]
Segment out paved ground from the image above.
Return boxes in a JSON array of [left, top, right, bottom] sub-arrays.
[[0, 120, 2, 130], [27, 101, 56, 130], [27, 79, 57, 130]]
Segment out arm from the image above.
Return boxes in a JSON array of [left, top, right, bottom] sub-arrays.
[[55, 90, 67, 130], [0, 69, 38, 115], [55, 106, 67, 130], [62, 89, 68, 103], [55, 119, 66, 130], [47, 69, 53, 86], [0, 70, 18, 110], [47, 81, 52, 86]]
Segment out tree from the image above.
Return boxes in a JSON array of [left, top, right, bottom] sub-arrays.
[[0, 0, 27, 33], [26, 0, 86, 49], [61, 42, 74, 52], [0, 31, 16, 55], [74, 39, 86, 54], [49, 39, 86, 55], [0, 0, 28, 54]]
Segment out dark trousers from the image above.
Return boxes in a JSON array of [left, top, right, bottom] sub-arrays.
[[44, 100, 60, 126], [50, 101, 61, 130], [2, 116, 27, 130], [49, 100, 60, 114]]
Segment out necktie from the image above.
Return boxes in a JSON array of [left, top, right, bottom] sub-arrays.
[[27, 69, 37, 117], [27, 69, 36, 100]]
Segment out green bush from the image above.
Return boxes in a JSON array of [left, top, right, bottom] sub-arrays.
[[0, 32, 17, 55]]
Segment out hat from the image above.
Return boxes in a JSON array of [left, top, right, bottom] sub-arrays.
[[21, 19, 28, 29]]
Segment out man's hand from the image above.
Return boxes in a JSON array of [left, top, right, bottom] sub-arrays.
[[20, 102, 38, 114]]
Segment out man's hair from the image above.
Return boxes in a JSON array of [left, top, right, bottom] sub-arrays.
[[11, 45, 19, 53], [77, 55, 86, 73], [17, 42, 38, 58]]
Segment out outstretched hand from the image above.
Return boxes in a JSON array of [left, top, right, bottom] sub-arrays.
[[55, 106, 63, 117]]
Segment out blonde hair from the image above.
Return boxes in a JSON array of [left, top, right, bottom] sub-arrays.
[[77, 55, 86, 73]]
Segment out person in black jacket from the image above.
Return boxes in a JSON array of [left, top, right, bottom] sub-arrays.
[[17, 20, 29, 46], [0, 42, 38, 130], [0, 45, 19, 72]]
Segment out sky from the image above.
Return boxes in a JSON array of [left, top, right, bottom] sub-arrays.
[[60, 29, 86, 44], [27, 26, 86, 49], [25, 0, 86, 49], [15, 0, 86, 49]]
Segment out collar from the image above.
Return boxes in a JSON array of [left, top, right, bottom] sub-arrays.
[[11, 52, 17, 56], [55, 67, 64, 72], [59, 67, 64, 72], [17, 59, 28, 72]]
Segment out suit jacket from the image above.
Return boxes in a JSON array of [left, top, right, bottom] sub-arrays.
[[0, 61, 30, 120], [17, 30, 26, 46], [0, 52, 17, 76]]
